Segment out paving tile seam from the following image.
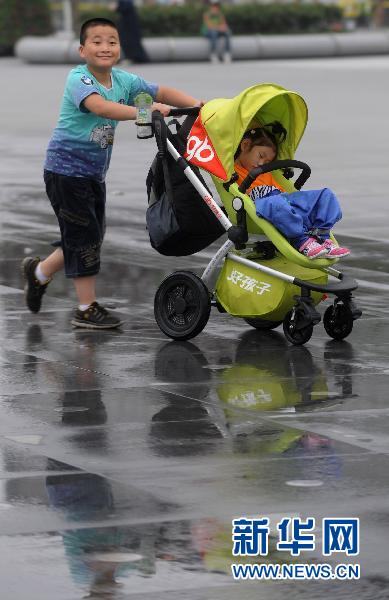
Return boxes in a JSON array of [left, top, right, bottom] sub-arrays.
[[98, 453, 372, 477], [0, 452, 369, 482]]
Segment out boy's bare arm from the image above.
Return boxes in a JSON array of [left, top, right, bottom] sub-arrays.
[[83, 93, 171, 120], [156, 86, 202, 108]]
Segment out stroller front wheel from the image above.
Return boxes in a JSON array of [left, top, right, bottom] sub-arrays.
[[154, 271, 211, 341], [283, 309, 314, 346], [323, 303, 354, 341]]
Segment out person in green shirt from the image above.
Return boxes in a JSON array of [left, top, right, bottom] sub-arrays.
[[202, 0, 232, 63]]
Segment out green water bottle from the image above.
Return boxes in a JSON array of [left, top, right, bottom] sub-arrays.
[[134, 92, 153, 139]]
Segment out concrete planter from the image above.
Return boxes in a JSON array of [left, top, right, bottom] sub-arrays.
[[15, 31, 389, 64]]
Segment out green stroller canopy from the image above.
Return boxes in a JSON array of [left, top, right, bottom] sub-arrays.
[[186, 83, 308, 181]]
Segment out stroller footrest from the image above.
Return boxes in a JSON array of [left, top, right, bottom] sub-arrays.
[[294, 274, 358, 295]]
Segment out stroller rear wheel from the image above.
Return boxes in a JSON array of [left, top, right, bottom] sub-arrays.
[[283, 309, 313, 345], [154, 271, 211, 340], [323, 303, 354, 340], [244, 318, 282, 330]]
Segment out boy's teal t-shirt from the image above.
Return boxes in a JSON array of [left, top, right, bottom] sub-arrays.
[[45, 64, 158, 181]]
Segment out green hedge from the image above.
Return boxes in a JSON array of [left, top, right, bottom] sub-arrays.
[[79, 3, 343, 37], [0, 0, 52, 54], [0, 1, 343, 56]]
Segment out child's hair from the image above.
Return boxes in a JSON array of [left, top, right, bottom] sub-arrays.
[[80, 18, 119, 45], [235, 127, 278, 159]]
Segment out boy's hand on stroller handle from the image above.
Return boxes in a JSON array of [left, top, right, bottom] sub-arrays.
[[152, 103, 171, 117], [239, 159, 311, 193], [151, 102, 203, 118]]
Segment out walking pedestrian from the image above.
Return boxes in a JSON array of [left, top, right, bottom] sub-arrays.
[[116, 0, 150, 64]]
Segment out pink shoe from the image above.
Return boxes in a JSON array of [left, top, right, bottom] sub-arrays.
[[323, 239, 350, 258], [299, 237, 329, 259]]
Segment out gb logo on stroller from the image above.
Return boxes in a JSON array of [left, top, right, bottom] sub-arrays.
[[186, 135, 214, 163]]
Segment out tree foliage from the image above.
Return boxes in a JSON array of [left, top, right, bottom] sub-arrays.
[[0, 0, 52, 54], [79, 3, 342, 36]]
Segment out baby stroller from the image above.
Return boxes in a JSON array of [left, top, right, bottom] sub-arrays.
[[145, 84, 361, 346]]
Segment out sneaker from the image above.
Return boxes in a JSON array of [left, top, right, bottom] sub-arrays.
[[323, 239, 350, 258], [71, 302, 124, 330], [223, 51, 232, 63], [299, 237, 329, 259], [21, 257, 50, 313]]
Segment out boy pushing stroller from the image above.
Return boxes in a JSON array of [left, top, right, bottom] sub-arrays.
[[21, 17, 202, 330]]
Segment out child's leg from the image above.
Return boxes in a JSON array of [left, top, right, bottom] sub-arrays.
[[222, 30, 232, 54], [22, 255, 53, 313], [206, 30, 219, 61], [52, 176, 123, 329], [21, 171, 67, 313], [71, 273, 123, 329], [255, 194, 305, 242], [73, 275, 96, 307], [289, 189, 349, 257], [39, 248, 64, 279], [289, 188, 342, 239], [254, 193, 328, 258]]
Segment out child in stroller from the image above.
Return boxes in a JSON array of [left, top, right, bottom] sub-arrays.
[[234, 126, 350, 260], [145, 83, 361, 345]]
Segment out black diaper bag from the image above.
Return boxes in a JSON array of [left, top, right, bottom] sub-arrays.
[[145, 115, 225, 256]]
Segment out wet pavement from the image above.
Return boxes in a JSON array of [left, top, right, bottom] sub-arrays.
[[1, 56, 389, 598]]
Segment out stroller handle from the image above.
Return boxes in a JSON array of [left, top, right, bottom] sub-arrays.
[[238, 159, 311, 193], [168, 107, 201, 117]]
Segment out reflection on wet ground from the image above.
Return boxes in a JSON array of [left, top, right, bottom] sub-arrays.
[[1, 183, 389, 598]]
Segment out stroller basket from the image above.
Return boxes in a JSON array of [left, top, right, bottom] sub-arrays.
[[146, 111, 225, 256]]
